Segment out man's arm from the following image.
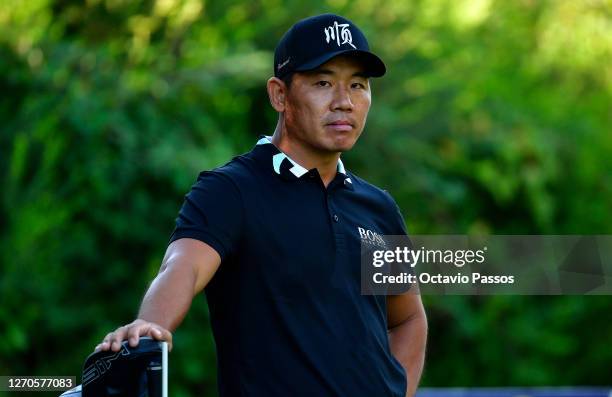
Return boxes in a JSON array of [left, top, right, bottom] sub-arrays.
[[387, 291, 427, 397], [95, 238, 221, 352]]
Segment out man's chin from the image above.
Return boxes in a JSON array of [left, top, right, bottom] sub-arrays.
[[333, 142, 356, 152], [319, 140, 354, 153], [324, 132, 360, 151]]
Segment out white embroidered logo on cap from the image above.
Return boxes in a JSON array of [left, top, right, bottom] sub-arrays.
[[277, 57, 290, 71], [324, 21, 356, 49]]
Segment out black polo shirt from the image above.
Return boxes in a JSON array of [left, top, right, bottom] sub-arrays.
[[169, 136, 409, 397]]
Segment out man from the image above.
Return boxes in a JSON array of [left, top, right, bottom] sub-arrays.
[[95, 13, 427, 397]]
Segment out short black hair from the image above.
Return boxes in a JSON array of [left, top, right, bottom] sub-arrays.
[[281, 73, 293, 89]]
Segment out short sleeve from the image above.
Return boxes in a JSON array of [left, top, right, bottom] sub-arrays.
[[169, 170, 243, 261], [383, 190, 409, 236]]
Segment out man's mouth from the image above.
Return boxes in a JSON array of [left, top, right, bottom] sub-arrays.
[[326, 120, 354, 131]]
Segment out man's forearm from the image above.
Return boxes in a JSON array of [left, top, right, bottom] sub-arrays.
[[388, 312, 427, 397], [137, 260, 197, 332]]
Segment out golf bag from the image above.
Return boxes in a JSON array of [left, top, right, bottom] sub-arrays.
[[59, 337, 167, 397]]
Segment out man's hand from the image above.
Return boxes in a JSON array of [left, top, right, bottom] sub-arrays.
[[94, 319, 173, 352]]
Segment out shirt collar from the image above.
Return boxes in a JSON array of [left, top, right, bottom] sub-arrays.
[[256, 135, 353, 189]]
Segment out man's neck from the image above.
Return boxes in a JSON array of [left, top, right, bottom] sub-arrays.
[[270, 124, 340, 187]]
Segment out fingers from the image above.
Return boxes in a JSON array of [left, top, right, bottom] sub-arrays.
[[95, 320, 173, 353], [151, 326, 173, 352], [110, 325, 128, 351], [95, 331, 119, 352], [134, 322, 173, 352], [96, 326, 129, 352], [127, 321, 149, 348]]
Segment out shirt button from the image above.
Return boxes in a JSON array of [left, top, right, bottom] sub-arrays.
[[333, 214, 339, 222]]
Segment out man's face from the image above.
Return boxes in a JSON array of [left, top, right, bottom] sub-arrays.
[[283, 55, 372, 154]]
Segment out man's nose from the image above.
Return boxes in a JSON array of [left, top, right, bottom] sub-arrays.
[[331, 85, 354, 111]]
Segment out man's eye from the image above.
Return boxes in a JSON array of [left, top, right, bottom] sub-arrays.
[[316, 81, 331, 87], [352, 82, 365, 89]]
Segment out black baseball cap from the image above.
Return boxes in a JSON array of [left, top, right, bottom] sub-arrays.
[[274, 13, 386, 79]]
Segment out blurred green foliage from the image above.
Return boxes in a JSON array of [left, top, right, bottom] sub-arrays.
[[1, 0, 611, 395]]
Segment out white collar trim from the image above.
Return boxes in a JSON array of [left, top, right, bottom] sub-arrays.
[[257, 135, 347, 178]]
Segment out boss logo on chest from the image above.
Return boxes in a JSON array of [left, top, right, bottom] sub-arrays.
[[357, 227, 387, 248]]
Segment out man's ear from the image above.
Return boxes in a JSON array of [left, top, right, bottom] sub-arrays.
[[267, 77, 287, 112]]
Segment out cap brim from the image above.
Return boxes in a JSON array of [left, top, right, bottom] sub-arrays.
[[294, 49, 386, 77]]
